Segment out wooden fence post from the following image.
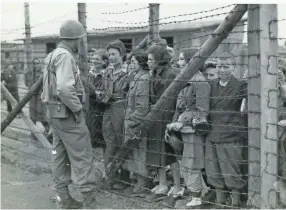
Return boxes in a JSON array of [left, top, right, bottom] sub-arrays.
[[247, 4, 262, 208], [24, 2, 33, 79], [148, 4, 160, 42], [78, 3, 89, 118], [24, 2, 35, 120], [260, 4, 279, 209]]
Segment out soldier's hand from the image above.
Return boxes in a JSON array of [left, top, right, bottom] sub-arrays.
[[74, 110, 83, 124], [139, 122, 148, 138]]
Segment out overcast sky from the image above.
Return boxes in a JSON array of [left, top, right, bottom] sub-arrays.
[[1, 1, 286, 45]]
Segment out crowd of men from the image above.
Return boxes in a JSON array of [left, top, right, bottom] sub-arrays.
[[1, 20, 285, 209]]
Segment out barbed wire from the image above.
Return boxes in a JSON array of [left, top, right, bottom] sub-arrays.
[[2, 80, 281, 133], [2, 126, 281, 187], [3, 61, 282, 204], [92, 11, 241, 33], [2, 104, 282, 150], [0, 11, 74, 34], [1, 4, 286, 209], [93, 6, 252, 35], [1, 73, 284, 203], [101, 5, 150, 15], [1, 123, 265, 177], [2, 6, 234, 36], [4, 28, 249, 50], [1, 18, 244, 37], [100, 4, 235, 26]]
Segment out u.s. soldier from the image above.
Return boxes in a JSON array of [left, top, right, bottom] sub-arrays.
[[41, 20, 99, 209]]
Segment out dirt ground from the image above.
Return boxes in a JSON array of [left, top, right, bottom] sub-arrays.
[[1, 157, 167, 209], [1, 158, 54, 209]]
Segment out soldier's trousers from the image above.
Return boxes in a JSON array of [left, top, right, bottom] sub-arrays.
[[50, 110, 97, 196], [205, 141, 246, 190]]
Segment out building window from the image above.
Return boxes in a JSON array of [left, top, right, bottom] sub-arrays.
[[5, 52, 10, 59], [46, 42, 56, 54], [119, 39, 133, 53], [162, 37, 174, 47]]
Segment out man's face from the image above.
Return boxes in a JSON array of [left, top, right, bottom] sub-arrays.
[[72, 39, 82, 53], [217, 58, 234, 81], [147, 54, 158, 71], [108, 48, 122, 68], [177, 52, 186, 68], [69, 38, 83, 55], [204, 67, 218, 81]]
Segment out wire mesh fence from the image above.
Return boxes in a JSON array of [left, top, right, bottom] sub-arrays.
[[1, 3, 286, 209]]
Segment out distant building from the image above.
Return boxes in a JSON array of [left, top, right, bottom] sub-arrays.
[[11, 18, 286, 79], [17, 18, 246, 58]]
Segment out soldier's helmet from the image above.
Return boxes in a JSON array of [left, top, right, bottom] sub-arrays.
[[59, 20, 86, 40]]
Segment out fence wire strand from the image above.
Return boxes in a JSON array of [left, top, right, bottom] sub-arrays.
[[1, 3, 286, 209]]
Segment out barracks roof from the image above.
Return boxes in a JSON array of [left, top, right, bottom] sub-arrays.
[[17, 18, 247, 41]]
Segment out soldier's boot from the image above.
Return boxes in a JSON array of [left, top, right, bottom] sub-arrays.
[[56, 194, 82, 209], [113, 169, 131, 190], [231, 189, 241, 207], [216, 189, 227, 208], [82, 191, 98, 209]]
